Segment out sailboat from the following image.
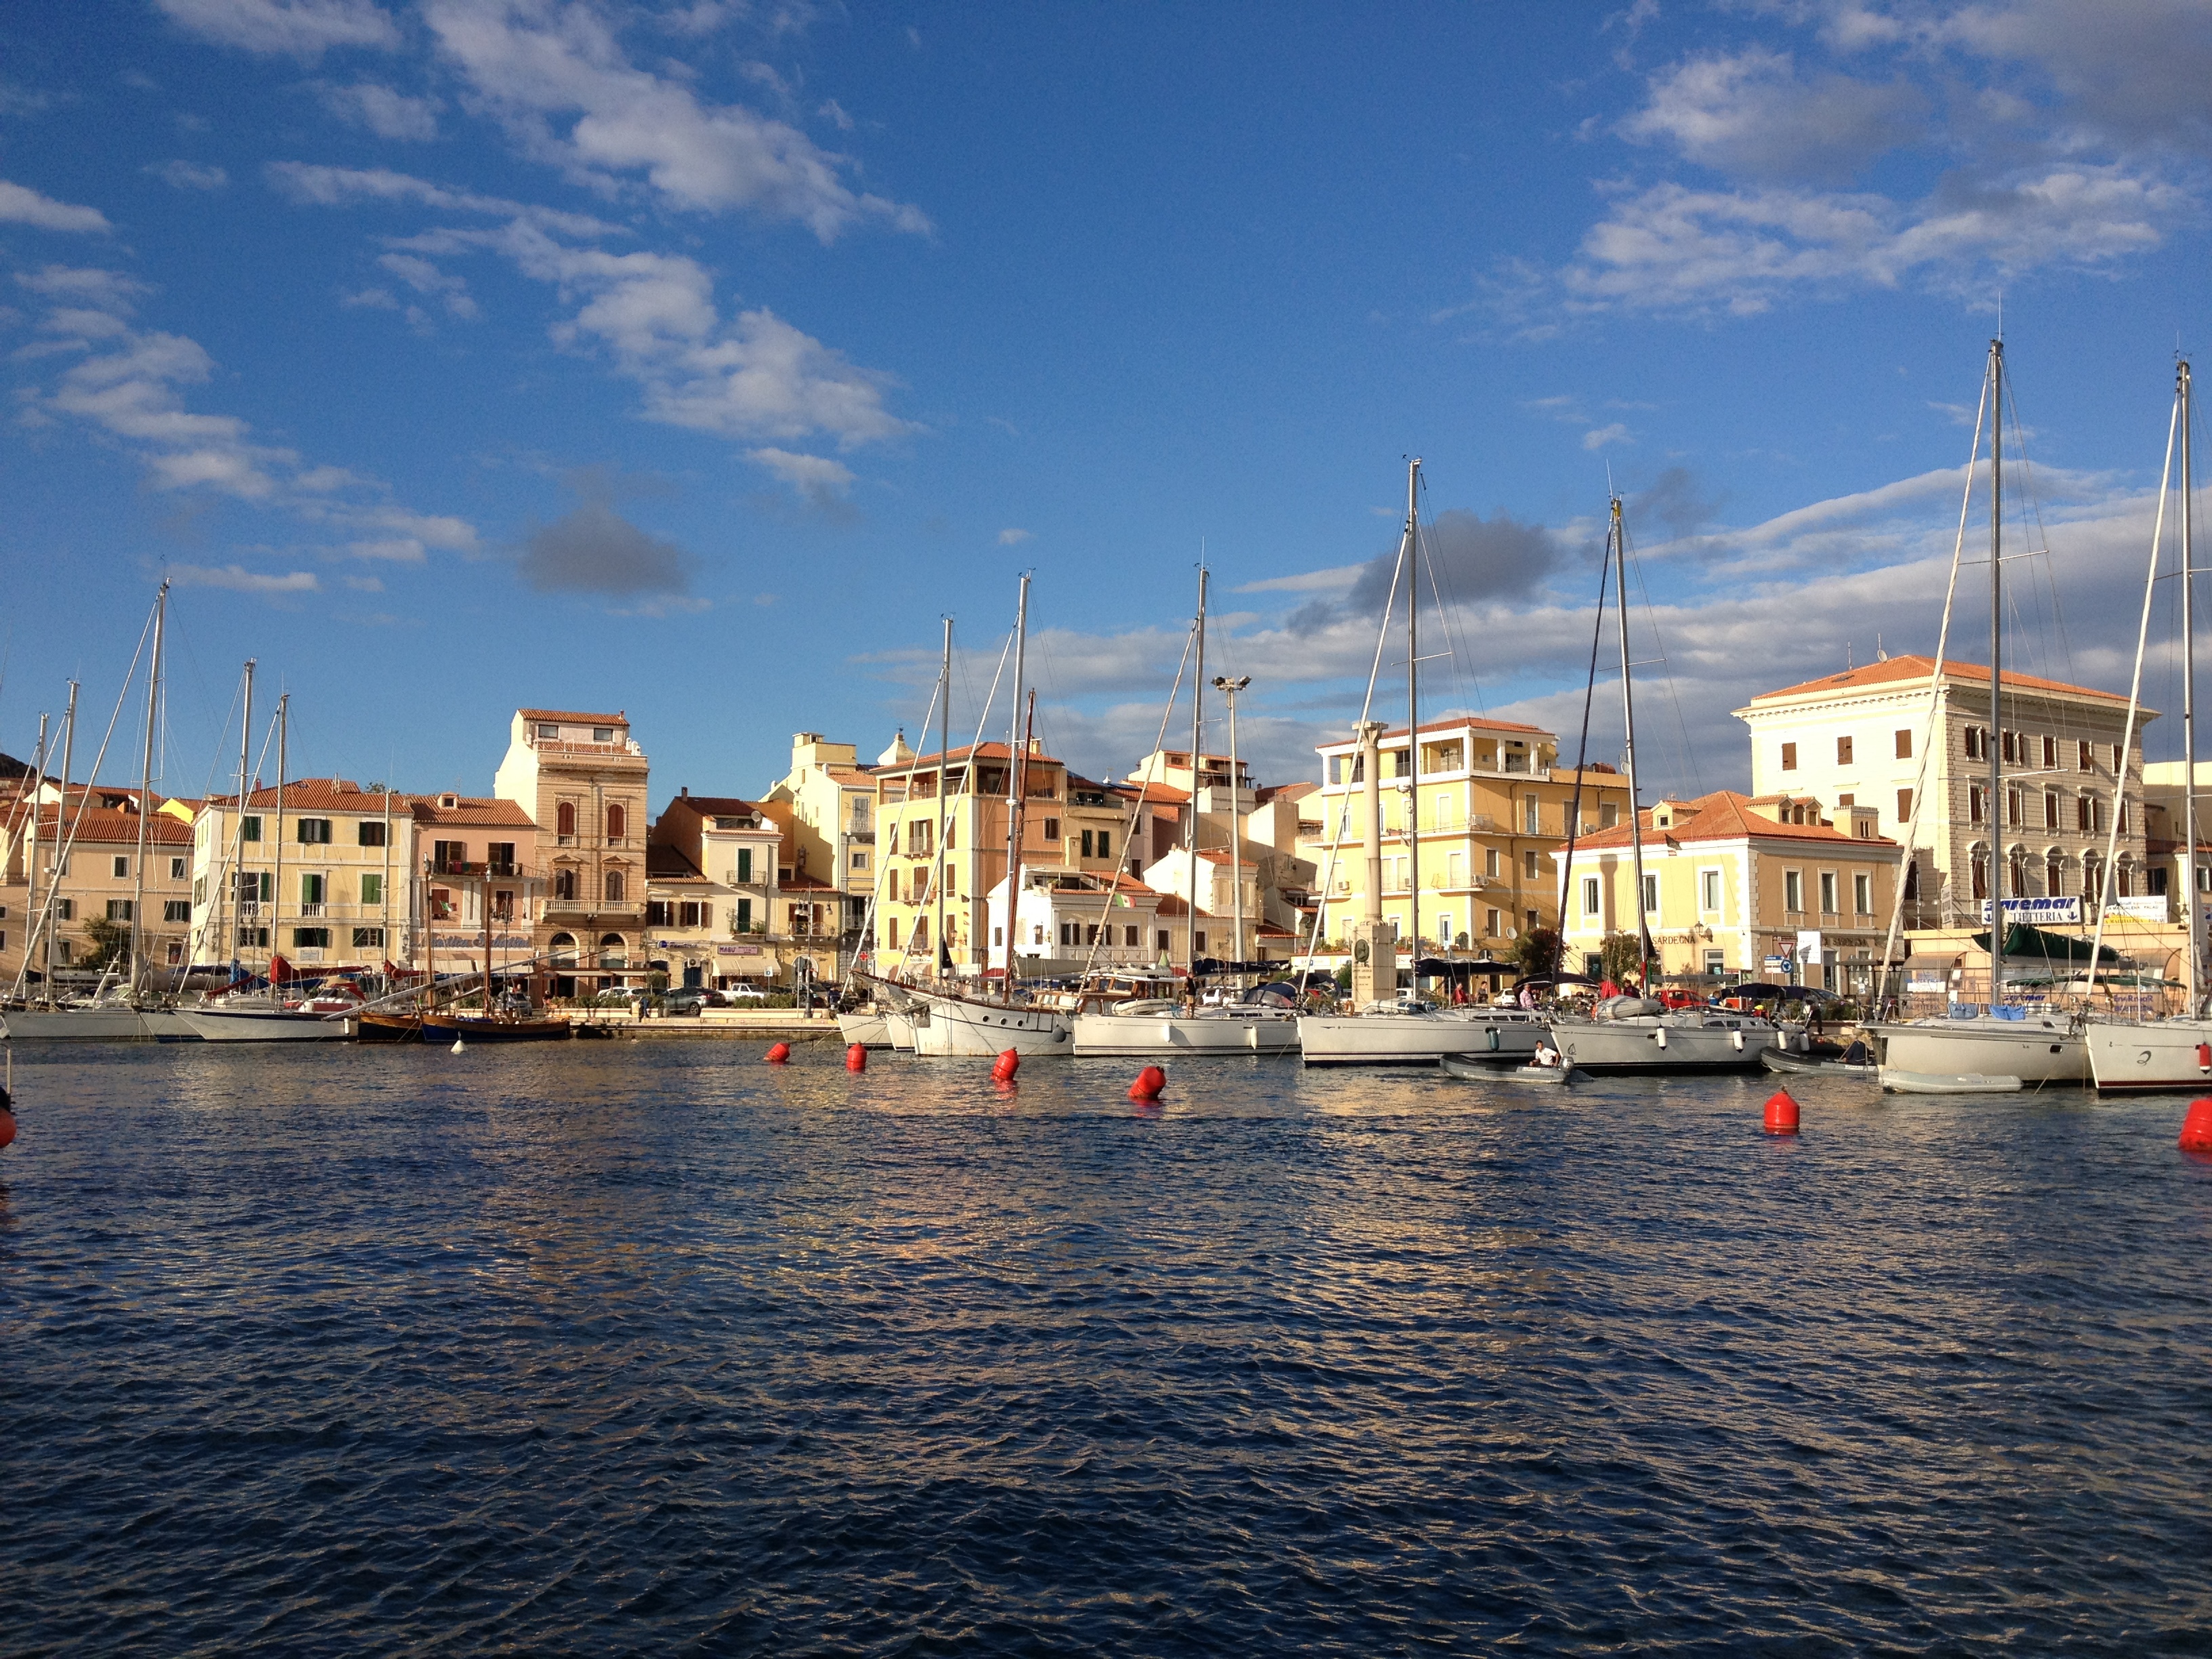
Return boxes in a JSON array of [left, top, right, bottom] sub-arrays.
[[1866, 338, 2090, 1087], [1544, 496, 1778, 1074], [1296, 459, 1553, 1066], [1072, 566, 1299, 1057], [2087, 360, 2211, 1089], [880, 575, 1076, 1057]]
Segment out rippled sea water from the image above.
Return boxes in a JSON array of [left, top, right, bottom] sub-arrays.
[[5, 1040, 2211, 1656]]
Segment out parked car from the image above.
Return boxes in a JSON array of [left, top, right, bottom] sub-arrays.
[[663, 987, 727, 1014], [725, 985, 769, 1002]]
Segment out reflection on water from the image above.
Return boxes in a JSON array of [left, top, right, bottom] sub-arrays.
[[4, 1043, 2211, 1654]]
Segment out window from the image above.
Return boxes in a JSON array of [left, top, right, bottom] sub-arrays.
[[1081, 830, 1094, 858], [487, 842, 515, 872], [2119, 862, 2135, 898], [2043, 734, 2059, 769], [1486, 848, 1501, 878], [607, 803, 626, 841], [1195, 930, 1208, 953], [557, 802, 577, 839], [1780, 742, 1797, 771], [1086, 924, 1101, 947], [604, 871, 626, 902], [1042, 817, 1060, 843], [537, 723, 559, 739], [2076, 795, 2093, 832], [592, 726, 614, 743], [1836, 794, 1854, 808], [1965, 726, 1986, 761], [1819, 872, 1838, 914], [1784, 870, 1803, 913], [1599, 802, 1619, 828], [850, 852, 867, 871], [106, 899, 133, 921], [2001, 730, 2020, 764], [680, 901, 703, 928], [2007, 787, 2022, 827], [359, 873, 381, 907], [1523, 850, 1541, 880], [886, 917, 901, 948], [994, 925, 1004, 947], [1488, 906, 1503, 935], [1582, 876, 1601, 917], [2112, 743, 2125, 773], [1895, 729, 1912, 759], [1124, 925, 1139, 947], [241, 815, 261, 842], [1641, 874, 1658, 916], [1157, 930, 1171, 955], [113, 855, 129, 878], [553, 869, 577, 901], [55, 939, 72, 964], [907, 821, 932, 857], [1837, 735, 1853, 765], [2078, 739, 2093, 771], [1969, 785, 1986, 824], [353, 927, 385, 948], [1524, 793, 1540, 834], [647, 900, 672, 926], [2044, 790, 2060, 829], [1097, 831, 1111, 858], [170, 856, 188, 880], [1700, 869, 1721, 912], [433, 840, 466, 870], [2049, 855, 2066, 896], [1971, 853, 1989, 901], [236, 871, 269, 905], [735, 898, 753, 932], [297, 817, 331, 844], [300, 874, 325, 908], [358, 821, 386, 847], [1853, 873, 1872, 914], [291, 927, 330, 949], [165, 899, 190, 923], [194, 875, 207, 905], [737, 848, 754, 883], [1897, 788, 1913, 823]]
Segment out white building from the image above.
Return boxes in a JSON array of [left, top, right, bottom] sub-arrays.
[[985, 869, 1168, 976]]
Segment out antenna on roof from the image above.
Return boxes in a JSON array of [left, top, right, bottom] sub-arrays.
[[1847, 640, 1853, 670], [1877, 632, 1887, 662]]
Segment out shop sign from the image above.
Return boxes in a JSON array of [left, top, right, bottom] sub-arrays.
[[718, 943, 762, 956], [1979, 896, 2085, 925]]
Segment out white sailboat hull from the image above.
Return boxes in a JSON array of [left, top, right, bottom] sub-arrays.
[[177, 1007, 350, 1042], [1549, 1016, 1777, 1073], [1071, 1010, 1299, 1057], [1867, 1017, 2087, 1084], [884, 1009, 917, 1050], [1298, 1010, 1521, 1065], [907, 989, 1071, 1057], [836, 1011, 892, 1048], [2084, 1017, 2212, 1091], [1, 1006, 200, 1042]]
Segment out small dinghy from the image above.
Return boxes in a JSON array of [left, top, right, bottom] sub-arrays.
[[1762, 1038, 1877, 1079], [1441, 1053, 1583, 1085], [1879, 1068, 2024, 1094]]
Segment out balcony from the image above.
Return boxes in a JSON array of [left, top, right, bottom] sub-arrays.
[[298, 902, 326, 918]]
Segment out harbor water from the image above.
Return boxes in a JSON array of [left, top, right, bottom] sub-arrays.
[[4, 1043, 2209, 1654]]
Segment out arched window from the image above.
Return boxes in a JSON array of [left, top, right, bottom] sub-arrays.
[[1969, 847, 1989, 901], [2084, 853, 2104, 902], [607, 802, 626, 842], [556, 801, 576, 840], [604, 870, 626, 902], [553, 867, 577, 901], [2008, 848, 2028, 899], [598, 932, 626, 969], [2117, 859, 2135, 899], [2046, 851, 2066, 897], [548, 931, 576, 966]]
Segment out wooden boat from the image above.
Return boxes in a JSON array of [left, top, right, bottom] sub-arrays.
[[1879, 1068, 2024, 1094], [422, 1011, 571, 1043], [354, 1009, 424, 1042]]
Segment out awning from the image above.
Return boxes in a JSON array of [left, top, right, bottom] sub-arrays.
[[1969, 924, 2120, 965]]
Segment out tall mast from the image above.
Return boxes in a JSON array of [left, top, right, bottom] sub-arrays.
[[230, 661, 253, 975], [1987, 338, 2006, 1002], [935, 617, 951, 981], [2184, 360, 2199, 1012], [1404, 458, 1422, 979], [50, 680, 76, 991], [1188, 565, 1208, 975], [131, 580, 167, 998], [1614, 496, 1650, 987], [274, 693, 288, 987], [17, 713, 47, 1000], [1002, 573, 1029, 1002], [1216, 675, 1250, 977]]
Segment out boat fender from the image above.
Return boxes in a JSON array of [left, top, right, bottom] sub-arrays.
[[1654, 1026, 1668, 1049], [1732, 1029, 1744, 1051], [0, 1081, 15, 1152], [1486, 1027, 1500, 1052], [2197, 1043, 2210, 1076]]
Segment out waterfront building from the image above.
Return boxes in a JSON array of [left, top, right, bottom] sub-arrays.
[[871, 738, 1067, 975], [1140, 848, 1261, 964], [1737, 656, 2150, 928], [763, 731, 877, 940], [647, 791, 786, 989], [1557, 790, 1904, 994], [415, 792, 545, 987], [0, 794, 193, 985], [984, 869, 1168, 976], [1299, 716, 1633, 959], [493, 708, 649, 996]]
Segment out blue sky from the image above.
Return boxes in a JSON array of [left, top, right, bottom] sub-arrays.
[[5, 0, 2211, 808]]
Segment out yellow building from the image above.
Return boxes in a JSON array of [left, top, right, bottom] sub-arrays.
[[1557, 790, 1903, 994], [2, 790, 194, 985], [1300, 716, 1633, 957], [493, 708, 650, 991], [763, 731, 878, 939]]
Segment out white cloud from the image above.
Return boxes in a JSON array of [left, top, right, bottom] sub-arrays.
[[317, 80, 441, 140], [376, 251, 477, 317], [16, 266, 148, 311], [748, 446, 853, 489], [265, 161, 623, 237], [344, 536, 428, 561], [997, 527, 1032, 546], [168, 563, 322, 593], [1624, 46, 1925, 184], [0, 179, 112, 233], [154, 0, 399, 58], [1234, 562, 1364, 594], [340, 285, 401, 308], [1582, 422, 1632, 450], [146, 159, 230, 190], [419, 0, 929, 241]]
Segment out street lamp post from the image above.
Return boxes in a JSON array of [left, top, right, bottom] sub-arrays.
[[1212, 675, 1250, 984]]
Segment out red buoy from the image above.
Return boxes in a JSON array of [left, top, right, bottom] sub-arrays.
[[766, 1042, 791, 1064], [0, 1107, 15, 1152], [846, 1042, 867, 1071], [1129, 1065, 1166, 1101], [991, 1047, 1021, 1082], [2180, 1099, 2212, 1155], [1763, 1088, 1801, 1135]]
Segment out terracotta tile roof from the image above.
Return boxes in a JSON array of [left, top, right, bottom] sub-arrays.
[[520, 707, 626, 725], [25, 806, 192, 844], [1257, 781, 1319, 804], [411, 798, 537, 829], [1149, 893, 1218, 920], [779, 873, 838, 891], [1747, 654, 2132, 707], [1195, 848, 1258, 865], [825, 767, 876, 784], [881, 741, 1061, 772], [1111, 781, 1191, 805], [1567, 790, 1901, 853], [1319, 714, 1551, 748], [661, 794, 772, 821], [647, 844, 705, 881]]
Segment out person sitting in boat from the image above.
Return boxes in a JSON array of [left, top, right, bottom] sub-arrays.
[[1532, 1040, 1562, 1069]]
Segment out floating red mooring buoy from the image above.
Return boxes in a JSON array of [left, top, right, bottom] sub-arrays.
[[0, 1106, 16, 1152], [1129, 1065, 1166, 1102], [2180, 1099, 2212, 1155], [1763, 1088, 1801, 1135], [846, 1042, 867, 1071], [766, 1042, 791, 1064], [991, 1047, 1020, 1082]]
